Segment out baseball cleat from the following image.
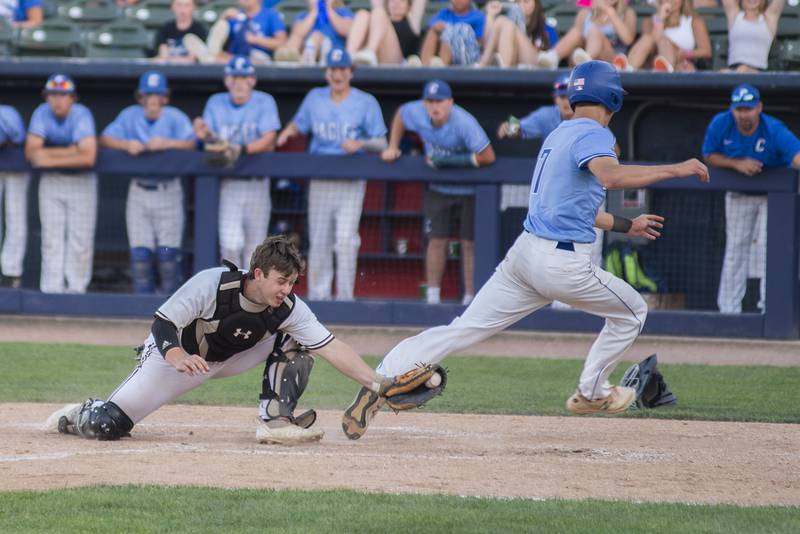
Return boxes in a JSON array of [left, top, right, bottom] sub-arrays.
[[43, 402, 82, 433], [342, 386, 385, 440], [256, 418, 323, 445], [566, 386, 636, 415]]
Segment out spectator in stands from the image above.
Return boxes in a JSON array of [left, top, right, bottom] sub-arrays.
[[478, 0, 559, 68], [419, 0, 485, 66], [194, 57, 282, 269], [702, 84, 800, 313], [25, 74, 97, 294], [722, 0, 785, 72], [184, 0, 286, 64], [615, 0, 711, 71], [345, 0, 427, 66], [0, 104, 28, 289], [537, 0, 636, 68], [274, 0, 353, 65], [154, 0, 208, 63], [100, 72, 195, 294], [276, 49, 387, 301], [0, 0, 43, 29], [382, 80, 495, 305]]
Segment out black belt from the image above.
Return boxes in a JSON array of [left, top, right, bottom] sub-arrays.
[[556, 241, 575, 252], [135, 180, 173, 191]]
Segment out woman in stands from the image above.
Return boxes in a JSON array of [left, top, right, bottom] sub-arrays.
[[722, 0, 785, 72], [345, 0, 427, 65], [537, 0, 637, 68], [477, 0, 559, 67], [616, 0, 711, 71]]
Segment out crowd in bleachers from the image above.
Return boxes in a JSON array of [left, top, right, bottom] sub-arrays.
[[1, 0, 799, 71]]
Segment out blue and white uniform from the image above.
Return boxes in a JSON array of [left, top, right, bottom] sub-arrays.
[[292, 84, 386, 301], [202, 89, 281, 269], [378, 74, 647, 404], [29, 99, 97, 294], [703, 87, 800, 313], [0, 104, 28, 281]]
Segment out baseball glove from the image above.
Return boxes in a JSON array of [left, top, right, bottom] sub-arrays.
[[621, 354, 677, 409], [204, 136, 241, 168], [381, 364, 447, 411]]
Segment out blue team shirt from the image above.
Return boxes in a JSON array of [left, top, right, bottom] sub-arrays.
[[429, 8, 485, 39], [28, 102, 95, 147], [0, 105, 26, 145], [292, 87, 386, 155], [226, 7, 286, 57], [524, 118, 616, 243], [102, 105, 194, 143], [202, 91, 281, 145], [294, 8, 353, 48], [702, 111, 800, 169], [0, 0, 41, 22], [401, 100, 490, 195], [519, 105, 563, 140]]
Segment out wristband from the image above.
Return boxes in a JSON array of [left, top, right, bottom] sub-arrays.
[[430, 153, 479, 169], [611, 215, 633, 233]]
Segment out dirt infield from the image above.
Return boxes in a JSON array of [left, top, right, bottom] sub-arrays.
[[2, 403, 798, 505]]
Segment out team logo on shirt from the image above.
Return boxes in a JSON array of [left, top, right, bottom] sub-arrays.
[[755, 138, 766, 152], [234, 328, 252, 340]]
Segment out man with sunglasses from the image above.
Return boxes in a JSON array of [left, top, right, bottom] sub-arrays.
[[703, 83, 800, 314]]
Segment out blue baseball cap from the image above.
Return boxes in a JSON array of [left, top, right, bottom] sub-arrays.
[[138, 71, 168, 95], [730, 84, 760, 109], [553, 75, 570, 97], [225, 55, 256, 77], [326, 47, 352, 68], [422, 79, 452, 101], [44, 73, 76, 94]]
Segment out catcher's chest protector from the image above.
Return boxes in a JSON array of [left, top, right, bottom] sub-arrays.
[[181, 262, 295, 362]]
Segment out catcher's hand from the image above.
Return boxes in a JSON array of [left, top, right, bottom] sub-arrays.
[[204, 135, 242, 168], [380, 364, 447, 411]]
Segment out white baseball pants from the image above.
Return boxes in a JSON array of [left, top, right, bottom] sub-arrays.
[[218, 178, 271, 269], [38, 173, 97, 294], [307, 179, 365, 301], [717, 192, 767, 314], [377, 231, 647, 400], [126, 178, 184, 249], [0, 172, 30, 277]]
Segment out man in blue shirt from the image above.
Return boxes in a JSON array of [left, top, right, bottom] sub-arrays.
[[101, 72, 196, 294], [702, 84, 800, 314], [420, 0, 485, 66], [382, 79, 495, 306], [25, 74, 98, 294], [0, 0, 43, 29], [344, 61, 709, 439], [277, 49, 387, 301], [0, 103, 27, 289]]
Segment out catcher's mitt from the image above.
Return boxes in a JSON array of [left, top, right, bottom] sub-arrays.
[[204, 135, 242, 168], [621, 353, 677, 409], [381, 364, 447, 411]]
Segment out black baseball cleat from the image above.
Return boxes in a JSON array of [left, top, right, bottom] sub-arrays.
[[342, 386, 385, 440]]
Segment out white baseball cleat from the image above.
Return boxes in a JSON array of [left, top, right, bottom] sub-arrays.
[[42, 402, 82, 433], [566, 386, 636, 415], [255, 418, 324, 445]]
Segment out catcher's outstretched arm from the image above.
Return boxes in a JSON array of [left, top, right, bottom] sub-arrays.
[[313, 339, 384, 391]]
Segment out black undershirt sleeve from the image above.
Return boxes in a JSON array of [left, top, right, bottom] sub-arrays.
[[151, 316, 180, 357]]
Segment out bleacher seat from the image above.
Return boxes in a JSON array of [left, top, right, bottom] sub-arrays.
[[0, 18, 13, 56], [15, 18, 84, 57], [704, 15, 729, 36], [197, 1, 238, 26], [85, 19, 151, 58], [777, 16, 800, 38], [777, 38, 800, 68], [545, 4, 580, 35], [42, 0, 58, 19], [125, 0, 173, 30], [58, 0, 121, 28]]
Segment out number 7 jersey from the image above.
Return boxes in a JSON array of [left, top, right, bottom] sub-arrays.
[[523, 117, 616, 244]]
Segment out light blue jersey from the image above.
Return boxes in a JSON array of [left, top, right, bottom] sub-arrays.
[[524, 118, 616, 243], [202, 91, 281, 145], [519, 105, 562, 140], [28, 102, 95, 146], [103, 105, 194, 143], [400, 100, 490, 195], [292, 87, 386, 155], [0, 105, 26, 145]]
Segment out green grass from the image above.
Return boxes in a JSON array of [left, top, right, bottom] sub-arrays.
[[0, 486, 797, 534], [1, 341, 798, 423]]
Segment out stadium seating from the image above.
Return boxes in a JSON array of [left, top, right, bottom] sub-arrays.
[[15, 18, 84, 58], [0, 18, 12, 57], [125, 0, 173, 30], [85, 19, 151, 58], [197, 1, 238, 26], [58, 0, 122, 29]]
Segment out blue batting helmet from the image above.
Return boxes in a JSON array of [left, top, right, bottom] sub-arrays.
[[138, 71, 168, 95], [567, 60, 626, 113]]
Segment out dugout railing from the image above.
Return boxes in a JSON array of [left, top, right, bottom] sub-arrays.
[[0, 148, 797, 339]]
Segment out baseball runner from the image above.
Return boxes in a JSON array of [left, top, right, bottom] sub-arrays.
[[25, 74, 98, 294], [276, 48, 387, 301], [702, 83, 800, 314], [343, 61, 710, 439], [100, 71, 195, 294], [194, 56, 280, 269], [44, 235, 433, 444], [381, 79, 495, 306], [0, 103, 28, 289]]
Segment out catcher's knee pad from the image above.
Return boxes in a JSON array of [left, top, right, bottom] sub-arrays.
[[260, 340, 315, 420], [75, 400, 134, 441]]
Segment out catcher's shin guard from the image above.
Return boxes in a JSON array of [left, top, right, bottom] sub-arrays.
[[260, 337, 315, 424], [342, 386, 385, 440]]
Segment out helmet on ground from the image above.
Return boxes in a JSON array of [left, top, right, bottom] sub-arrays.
[[567, 60, 626, 113]]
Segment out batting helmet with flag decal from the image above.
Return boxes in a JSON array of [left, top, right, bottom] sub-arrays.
[[568, 60, 626, 113]]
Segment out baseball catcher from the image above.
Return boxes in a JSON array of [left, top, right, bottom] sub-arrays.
[[620, 354, 677, 409]]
